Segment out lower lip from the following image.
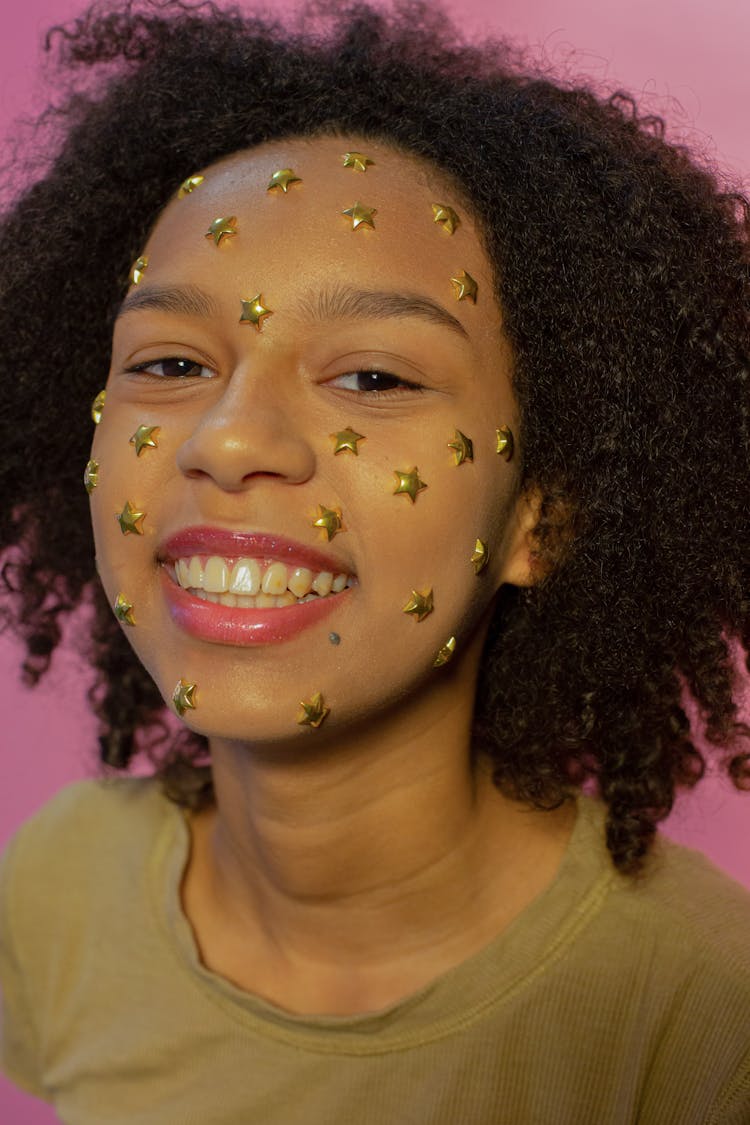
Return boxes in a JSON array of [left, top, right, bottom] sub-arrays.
[[161, 572, 349, 646]]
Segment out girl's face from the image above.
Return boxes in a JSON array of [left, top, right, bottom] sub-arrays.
[[90, 136, 528, 743]]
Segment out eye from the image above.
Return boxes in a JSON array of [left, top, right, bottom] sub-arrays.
[[328, 370, 423, 394], [126, 357, 215, 379]]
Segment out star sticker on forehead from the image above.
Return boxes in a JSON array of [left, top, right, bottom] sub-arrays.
[[393, 467, 427, 503], [450, 270, 478, 303], [113, 593, 136, 627], [432, 203, 460, 235], [267, 168, 302, 193], [239, 295, 273, 331], [178, 174, 205, 198], [116, 500, 146, 536], [403, 588, 434, 623], [342, 152, 374, 172], [447, 429, 473, 465], [129, 424, 161, 456], [129, 256, 148, 285], [342, 202, 377, 230], [297, 691, 330, 729], [205, 216, 238, 246], [172, 679, 197, 717], [312, 505, 345, 541], [330, 427, 366, 455]]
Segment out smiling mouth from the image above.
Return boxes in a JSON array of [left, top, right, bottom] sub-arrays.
[[166, 555, 356, 608]]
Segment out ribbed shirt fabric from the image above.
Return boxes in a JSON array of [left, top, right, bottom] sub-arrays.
[[0, 776, 748, 1124]]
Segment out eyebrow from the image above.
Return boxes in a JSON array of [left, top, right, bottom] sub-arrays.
[[116, 284, 219, 320], [298, 284, 469, 339]]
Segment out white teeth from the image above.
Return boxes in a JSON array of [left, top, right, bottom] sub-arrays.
[[188, 557, 203, 588], [230, 558, 261, 595], [332, 573, 347, 593], [311, 571, 333, 596], [262, 561, 289, 596], [288, 567, 314, 598], [204, 556, 229, 593]]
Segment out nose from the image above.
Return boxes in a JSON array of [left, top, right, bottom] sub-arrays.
[[175, 366, 316, 491]]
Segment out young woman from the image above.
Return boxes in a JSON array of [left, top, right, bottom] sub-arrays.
[[1, 3, 748, 1122]]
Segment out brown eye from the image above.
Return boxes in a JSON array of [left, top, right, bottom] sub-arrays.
[[130, 357, 214, 379], [330, 370, 422, 393]]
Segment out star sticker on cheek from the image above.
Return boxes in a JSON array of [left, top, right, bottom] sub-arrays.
[[91, 390, 106, 425], [432, 203, 460, 234], [470, 538, 489, 574], [129, 256, 148, 285], [172, 679, 197, 717], [297, 691, 330, 729], [450, 270, 478, 303], [342, 152, 374, 172], [342, 202, 377, 230], [267, 168, 302, 193], [403, 588, 434, 622], [116, 501, 146, 536], [312, 505, 345, 541], [433, 636, 456, 667], [83, 459, 99, 493], [178, 174, 204, 197], [447, 429, 473, 465], [495, 426, 514, 460], [205, 216, 238, 246], [129, 425, 161, 456], [393, 467, 428, 503], [113, 593, 136, 626], [239, 295, 273, 331], [330, 427, 366, 455]]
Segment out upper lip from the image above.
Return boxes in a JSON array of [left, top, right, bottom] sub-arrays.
[[158, 526, 353, 574]]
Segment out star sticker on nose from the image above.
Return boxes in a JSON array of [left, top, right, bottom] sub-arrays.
[[342, 152, 374, 172], [240, 295, 274, 331], [205, 216, 238, 246], [330, 427, 366, 455], [267, 168, 302, 193], [470, 538, 489, 574], [432, 203, 460, 235], [342, 202, 377, 230], [297, 691, 330, 729], [113, 593, 136, 626], [129, 424, 161, 456], [178, 174, 205, 197], [393, 467, 427, 503], [129, 255, 148, 285], [172, 679, 197, 717], [447, 429, 473, 465], [403, 588, 434, 622], [116, 500, 146, 536], [312, 505, 345, 541], [450, 270, 478, 303]]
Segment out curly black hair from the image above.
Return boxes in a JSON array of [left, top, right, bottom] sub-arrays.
[[1, 0, 748, 873]]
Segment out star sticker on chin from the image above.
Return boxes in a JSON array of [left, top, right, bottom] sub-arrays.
[[116, 500, 146, 536], [129, 424, 161, 456], [172, 679, 197, 717], [450, 270, 478, 303], [205, 216, 238, 246], [342, 152, 374, 172], [267, 168, 302, 193], [342, 201, 377, 230], [297, 691, 330, 729], [402, 588, 434, 623], [330, 427, 366, 455], [393, 467, 427, 503], [312, 505, 345, 541], [239, 295, 273, 331], [113, 593, 136, 627]]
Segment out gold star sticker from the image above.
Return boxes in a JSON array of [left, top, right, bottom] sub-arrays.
[[83, 459, 99, 493], [447, 429, 473, 465], [91, 390, 106, 425], [116, 500, 146, 536], [342, 202, 377, 230], [129, 424, 161, 456], [312, 505, 345, 541], [330, 427, 366, 455], [432, 203, 460, 235], [130, 255, 148, 285], [178, 174, 205, 197], [470, 538, 489, 574], [403, 588, 434, 623], [450, 270, 478, 303], [297, 691, 330, 729], [267, 168, 302, 193], [205, 216, 237, 246], [172, 679, 197, 717], [113, 593, 136, 626], [239, 295, 273, 331], [433, 636, 456, 667], [342, 152, 374, 172], [495, 426, 514, 461], [393, 467, 427, 503]]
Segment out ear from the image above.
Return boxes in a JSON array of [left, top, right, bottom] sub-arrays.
[[495, 486, 545, 589]]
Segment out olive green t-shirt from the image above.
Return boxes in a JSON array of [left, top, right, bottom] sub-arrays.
[[1, 777, 749, 1124]]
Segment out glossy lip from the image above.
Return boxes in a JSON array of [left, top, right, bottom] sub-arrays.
[[159, 526, 351, 573]]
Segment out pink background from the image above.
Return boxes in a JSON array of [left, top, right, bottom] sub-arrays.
[[2, 1, 749, 1120]]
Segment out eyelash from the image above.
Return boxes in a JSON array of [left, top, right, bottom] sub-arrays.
[[124, 358, 425, 395]]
